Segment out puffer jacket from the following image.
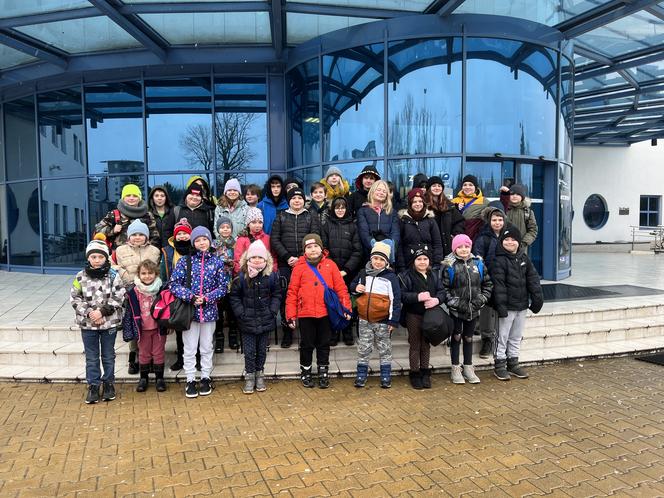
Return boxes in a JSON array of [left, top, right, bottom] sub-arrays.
[[397, 209, 444, 271], [321, 214, 363, 280], [162, 202, 214, 240], [169, 250, 229, 323], [229, 251, 282, 335], [285, 253, 351, 321], [305, 199, 329, 226], [114, 242, 161, 285], [233, 230, 278, 275], [432, 205, 465, 256], [257, 174, 288, 234], [94, 204, 160, 250], [473, 224, 503, 270], [490, 245, 543, 317], [356, 205, 400, 255], [214, 199, 250, 240], [452, 189, 490, 241], [499, 192, 539, 250], [271, 209, 321, 268], [350, 265, 402, 327], [70, 267, 126, 330], [398, 267, 447, 317], [441, 252, 493, 321]]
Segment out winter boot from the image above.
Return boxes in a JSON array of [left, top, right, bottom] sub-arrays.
[[255, 370, 267, 392], [215, 332, 224, 354], [342, 326, 354, 346], [85, 385, 100, 404], [494, 358, 511, 381], [281, 328, 293, 349], [136, 364, 150, 392], [420, 368, 432, 389], [228, 328, 239, 351], [154, 363, 167, 392], [451, 365, 465, 384], [300, 366, 315, 388], [479, 338, 493, 359], [354, 363, 368, 388], [380, 364, 392, 389], [318, 365, 330, 389], [507, 357, 529, 379], [329, 330, 339, 347], [462, 364, 481, 384], [170, 331, 184, 371], [128, 351, 139, 375], [243, 372, 255, 394], [409, 371, 423, 389]]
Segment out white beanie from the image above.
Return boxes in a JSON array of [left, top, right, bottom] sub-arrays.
[[86, 240, 110, 259], [224, 178, 242, 195]]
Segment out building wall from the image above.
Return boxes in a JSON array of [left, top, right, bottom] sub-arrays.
[[573, 141, 664, 243]]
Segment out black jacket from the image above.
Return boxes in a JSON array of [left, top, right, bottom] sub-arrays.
[[229, 267, 282, 335], [490, 245, 543, 317], [350, 189, 369, 216], [271, 209, 321, 267], [397, 209, 444, 271], [432, 206, 465, 257], [321, 214, 363, 280], [473, 223, 502, 269], [398, 268, 447, 317], [162, 203, 214, 241], [148, 185, 174, 248], [442, 253, 493, 321]]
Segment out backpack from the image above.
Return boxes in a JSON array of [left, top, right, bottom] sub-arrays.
[[446, 258, 484, 286], [151, 256, 194, 331], [306, 263, 351, 331]]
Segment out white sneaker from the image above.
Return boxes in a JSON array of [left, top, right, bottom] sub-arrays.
[[462, 364, 481, 384], [451, 365, 465, 384]]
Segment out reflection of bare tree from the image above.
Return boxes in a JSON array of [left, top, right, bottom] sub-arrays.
[[388, 94, 442, 157], [180, 124, 213, 170]]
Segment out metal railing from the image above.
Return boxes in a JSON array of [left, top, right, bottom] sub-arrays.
[[630, 225, 664, 252]]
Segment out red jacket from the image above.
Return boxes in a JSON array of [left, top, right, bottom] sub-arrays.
[[286, 252, 351, 320], [233, 231, 278, 275]]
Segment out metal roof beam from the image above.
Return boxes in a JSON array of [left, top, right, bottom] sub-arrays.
[[0, 29, 68, 69], [577, 50, 664, 80], [557, 0, 660, 39], [121, 2, 268, 14], [573, 44, 614, 66], [270, 0, 285, 60], [286, 2, 409, 18], [424, 0, 467, 16], [577, 82, 664, 105], [0, 7, 100, 28]]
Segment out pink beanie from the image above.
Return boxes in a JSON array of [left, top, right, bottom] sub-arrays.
[[451, 234, 473, 253], [246, 240, 270, 261]]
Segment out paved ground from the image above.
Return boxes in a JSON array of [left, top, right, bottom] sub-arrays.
[[1, 357, 664, 497]]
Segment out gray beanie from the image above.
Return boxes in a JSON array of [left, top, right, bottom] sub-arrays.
[[216, 216, 233, 233], [127, 219, 149, 238]]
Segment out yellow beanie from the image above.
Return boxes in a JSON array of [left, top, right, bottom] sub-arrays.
[[121, 184, 142, 200]]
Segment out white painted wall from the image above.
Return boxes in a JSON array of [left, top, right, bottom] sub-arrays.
[[573, 141, 664, 243]]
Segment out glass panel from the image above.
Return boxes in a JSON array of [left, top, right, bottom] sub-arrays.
[[41, 178, 87, 267], [387, 157, 461, 203], [515, 162, 545, 199], [0, 45, 39, 70], [0, 0, 90, 18], [387, 38, 462, 155], [575, 72, 627, 94], [214, 78, 268, 172], [0, 104, 4, 182], [287, 166, 323, 194], [560, 55, 573, 162], [323, 43, 385, 162], [0, 185, 7, 264], [583, 193, 609, 230], [289, 59, 321, 167], [215, 172, 269, 195], [85, 82, 144, 175], [140, 12, 271, 44], [629, 60, 664, 82], [287, 0, 429, 11], [88, 175, 146, 236], [7, 181, 40, 266], [145, 78, 213, 172], [466, 38, 557, 157], [5, 97, 38, 181], [148, 173, 214, 208], [529, 201, 543, 274], [286, 13, 374, 45], [38, 88, 86, 178], [462, 161, 503, 198], [17, 17, 143, 54], [558, 163, 572, 272]]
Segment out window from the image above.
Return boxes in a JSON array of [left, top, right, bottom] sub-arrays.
[[51, 127, 58, 146], [62, 205, 68, 233], [583, 194, 609, 230], [60, 128, 66, 153], [73, 134, 79, 162], [640, 195, 661, 227], [53, 203, 60, 234]]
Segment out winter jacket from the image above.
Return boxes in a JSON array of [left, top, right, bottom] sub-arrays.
[[122, 286, 166, 342], [285, 253, 351, 321], [350, 189, 369, 216], [229, 251, 282, 335], [305, 199, 329, 226], [271, 209, 321, 268], [257, 174, 289, 234], [320, 177, 351, 201], [70, 267, 126, 330], [94, 204, 160, 250], [473, 224, 503, 270], [441, 252, 493, 321], [396, 209, 444, 271], [350, 266, 402, 327], [356, 205, 400, 256], [233, 231, 278, 275], [452, 189, 490, 241], [490, 245, 543, 317], [432, 205, 465, 256], [160, 237, 190, 282], [113, 243, 161, 285], [169, 250, 229, 323], [214, 239, 235, 285], [398, 267, 447, 317], [162, 203, 214, 240], [214, 199, 250, 240], [320, 215, 363, 280], [499, 192, 539, 251], [148, 185, 174, 248]]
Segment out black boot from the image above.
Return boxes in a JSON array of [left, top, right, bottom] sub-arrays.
[[507, 357, 529, 379], [494, 358, 511, 381], [128, 351, 139, 375], [281, 328, 293, 349], [329, 331, 339, 347], [409, 371, 423, 390], [342, 326, 354, 346], [136, 364, 149, 392], [479, 338, 493, 359], [318, 365, 330, 389], [300, 366, 315, 388], [170, 331, 184, 371], [154, 363, 167, 392], [421, 368, 432, 389], [228, 328, 239, 350]]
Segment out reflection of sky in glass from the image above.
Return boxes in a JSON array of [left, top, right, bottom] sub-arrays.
[[388, 157, 461, 200], [87, 118, 144, 173], [463, 161, 502, 198], [148, 113, 212, 171]]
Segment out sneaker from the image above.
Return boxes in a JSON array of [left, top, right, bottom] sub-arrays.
[[318, 366, 330, 389], [185, 381, 198, 398], [300, 367, 315, 388], [450, 365, 465, 384], [102, 382, 116, 401], [479, 338, 493, 359], [462, 364, 481, 384], [85, 385, 100, 404], [199, 377, 213, 396], [255, 371, 267, 392], [243, 373, 255, 394]]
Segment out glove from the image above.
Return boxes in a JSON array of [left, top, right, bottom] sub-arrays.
[[424, 297, 439, 309], [418, 292, 431, 302]]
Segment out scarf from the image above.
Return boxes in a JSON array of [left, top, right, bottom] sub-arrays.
[[133, 276, 162, 296], [323, 178, 350, 200], [247, 259, 267, 278], [407, 207, 426, 221], [85, 260, 111, 279], [117, 199, 148, 218], [364, 260, 386, 277], [306, 255, 323, 266], [174, 239, 191, 256], [216, 236, 235, 250]]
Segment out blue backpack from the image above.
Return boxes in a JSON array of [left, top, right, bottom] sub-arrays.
[[446, 258, 484, 286], [307, 263, 351, 331]]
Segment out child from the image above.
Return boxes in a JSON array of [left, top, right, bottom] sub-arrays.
[[114, 219, 161, 374], [229, 240, 282, 394], [499, 184, 539, 254], [397, 188, 444, 272], [424, 176, 465, 256], [452, 175, 489, 241], [233, 207, 277, 275], [305, 182, 329, 225], [257, 175, 288, 235], [442, 234, 493, 385], [215, 178, 249, 240], [398, 246, 446, 389], [214, 216, 237, 352], [70, 240, 126, 404], [148, 185, 173, 248], [169, 226, 229, 398], [122, 260, 167, 392], [285, 234, 351, 389], [350, 241, 401, 389], [490, 227, 543, 381], [350, 164, 380, 215], [357, 180, 400, 260], [320, 166, 350, 201], [244, 184, 262, 208]]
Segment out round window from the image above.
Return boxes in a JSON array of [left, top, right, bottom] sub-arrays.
[[583, 194, 609, 230]]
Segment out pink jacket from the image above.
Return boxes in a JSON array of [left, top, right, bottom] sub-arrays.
[[234, 231, 278, 275], [136, 289, 158, 330]]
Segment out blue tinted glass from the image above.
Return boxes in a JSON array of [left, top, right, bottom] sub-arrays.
[[148, 173, 214, 207], [289, 59, 321, 167], [388, 157, 461, 202], [89, 175, 146, 235], [516, 162, 544, 199], [462, 161, 503, 198], [387, 38, 462, 155], [560, 56, 573, 162], [575, 72, 626, 94], [323, 43, 385, 161], [466, 38, 557, 157], [8, 181, 40, 266], [41, 178, 87, 267], [558, 163, 572, 271], [0, 185, 7, 264], [0, 105, 4, 182], [290, 166, 323, 194], [146, 79, 212, 171], [286, 13, 374, 45], [5, 97, 38, 181], [38, 88, 86, 178]]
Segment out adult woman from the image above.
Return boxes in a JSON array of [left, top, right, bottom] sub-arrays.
[[397, 188, 443, 272], [356, 180, 400, 260], [424, 176, 464, 256], [452, 174, 489, 241], [163, 182, 214, 240]]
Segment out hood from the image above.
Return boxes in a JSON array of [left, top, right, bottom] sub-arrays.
[[354, 164, 381, 191], [412, 173, 429, 190], [186, 175, 211, 198], [239, 246, 275, 276], [481, 205, 505, 224], [398, 208, 435, 220], [148, 185, 173, 211], [262, 174, 286, 205], [329, 196, 353, 221]]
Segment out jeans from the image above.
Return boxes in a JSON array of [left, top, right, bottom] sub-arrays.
[[81, 328, 117, 386]]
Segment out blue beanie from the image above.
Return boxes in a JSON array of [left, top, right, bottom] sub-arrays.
[[190, 226, 213, 247], [127, 219, 149, 238]]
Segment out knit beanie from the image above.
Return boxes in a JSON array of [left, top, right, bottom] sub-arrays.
[[190, 226, 213, 247], [407, 188, 425, 204], [121, 184, 142, 200], [86, 240, 110, 259], [426, 176, 444, 190], [412, 244, 431, 261], [287, 187, 305, 203], [224, 178, 242, 195], [185, 183, 203, 198], [216, 216, 233, 233], [284, 177, 303, 189], [325, 166, 343, 180], [451, 234, 473, 252], [509, 183, 527, 200], [127, 219, 149, 238], [500, 226, 522, 247], [371, 240, 392, 263], [173, 218, 192, 237], [302, 233, 323, 251], [461, 175, 479, 188], [245, 207, 263, 225], [246, 240, 270, 260]]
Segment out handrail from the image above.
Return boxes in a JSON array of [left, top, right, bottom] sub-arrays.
[[629, 225, 664, 252]]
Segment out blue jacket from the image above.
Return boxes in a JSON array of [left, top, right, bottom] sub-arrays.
[[121, 286, 166, 342], [258, 196, 288, 235], [356, 205, 400, 256], [169, 250, 229, 323]]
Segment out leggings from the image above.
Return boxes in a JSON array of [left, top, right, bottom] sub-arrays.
[[451, 317, 477, 366], [405, 313, 430, 371]]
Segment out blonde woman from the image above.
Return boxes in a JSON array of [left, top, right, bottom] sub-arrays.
[[356, 180, 400, 259]]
